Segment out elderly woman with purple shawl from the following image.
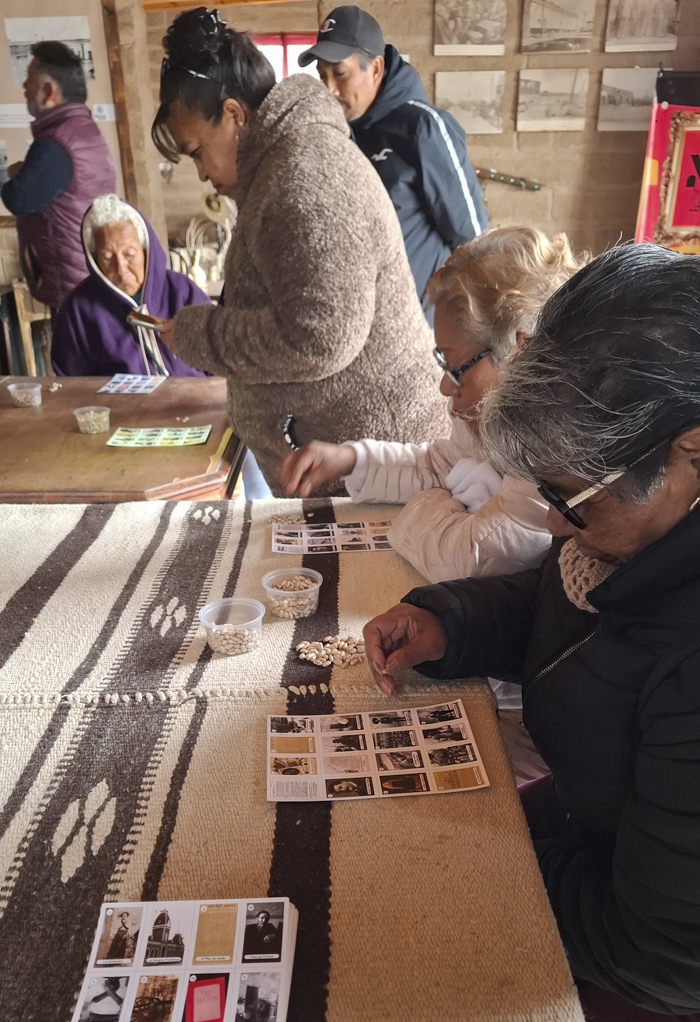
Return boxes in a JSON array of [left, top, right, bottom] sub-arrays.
[[51, 193, 208, 377]]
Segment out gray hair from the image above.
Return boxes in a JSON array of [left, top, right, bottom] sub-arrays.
[[479, 243, 700, 505], [83, 194, 148, 254]]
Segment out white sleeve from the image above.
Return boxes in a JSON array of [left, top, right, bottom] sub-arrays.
[[342, 434, 461, 504], [387, 478, 552, 583]]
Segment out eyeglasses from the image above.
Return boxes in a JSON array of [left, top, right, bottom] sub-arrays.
[[534, 424, 695, 530], [433, 346, 491, 387]]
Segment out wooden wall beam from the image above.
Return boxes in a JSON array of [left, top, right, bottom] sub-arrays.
[[102, 0, 168, 247]]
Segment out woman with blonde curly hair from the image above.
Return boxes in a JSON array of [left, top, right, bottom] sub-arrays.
[[281, 225, 586, 781]]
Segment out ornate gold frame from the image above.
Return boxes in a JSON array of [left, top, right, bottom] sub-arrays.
[[654, 109, 700, 248]]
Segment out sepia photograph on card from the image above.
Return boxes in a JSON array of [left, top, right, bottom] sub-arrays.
[[433, 0, 506, 55], [435, 70, 505, 134], [517, 68, 589, 131], [94, 905, 143, 967], [597, 67, 658, 131], [521, 0, 595, 53], [605, 0, 679, 52]]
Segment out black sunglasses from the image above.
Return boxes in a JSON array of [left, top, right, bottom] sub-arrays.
[[433, 346, 491, 387], [535, 422, 697, 529]]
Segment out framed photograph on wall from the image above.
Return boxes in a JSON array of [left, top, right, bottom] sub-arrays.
[[605, 0, 679, 53], [597, 68, 658, 131], [434, 0, 506, 56], [521, 0, 595, 53], [435, 71, 506, 133], [517, 69, 589, 132]]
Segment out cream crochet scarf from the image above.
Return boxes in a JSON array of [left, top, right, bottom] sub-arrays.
[[558, 538, 616, 613]]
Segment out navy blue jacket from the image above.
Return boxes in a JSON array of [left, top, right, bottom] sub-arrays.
[[403, 515, 700, 1015], [350, 47, 487, 307]]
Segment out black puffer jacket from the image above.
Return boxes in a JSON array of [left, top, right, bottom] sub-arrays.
[[350, 46, 487, 308], [403, 510, 700, 1014]]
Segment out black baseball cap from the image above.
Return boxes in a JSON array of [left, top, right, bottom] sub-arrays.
[[298, 6, 385, 67]]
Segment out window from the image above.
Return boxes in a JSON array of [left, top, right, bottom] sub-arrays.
[[252, 34, 319, 82]]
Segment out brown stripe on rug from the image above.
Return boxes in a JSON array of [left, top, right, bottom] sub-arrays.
[[0, 504, 176, 845], [268, 498, 337, 1022], [0, 502, 235, 1022], [0, 504, 114, 670], [140, 501, 253, 901]]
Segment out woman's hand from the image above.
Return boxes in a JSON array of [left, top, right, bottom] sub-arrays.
[[280, 441, 357, 497], [159, 318, 176, 351], [363, 605, 447, 697]]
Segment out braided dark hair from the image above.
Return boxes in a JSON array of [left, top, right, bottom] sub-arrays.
[[152, 7, 275, 161]]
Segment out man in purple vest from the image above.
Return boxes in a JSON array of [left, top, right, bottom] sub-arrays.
[[0, 41, 116, 313]]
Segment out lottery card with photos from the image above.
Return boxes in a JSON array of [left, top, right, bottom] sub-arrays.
[[106, 425, 212, 448], [97, 374, 166, 394], [267, 699, 489, 802], [71, 897, 298, 1022], [271, 520, 395, 555]]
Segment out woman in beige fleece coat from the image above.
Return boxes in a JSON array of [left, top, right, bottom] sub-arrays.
[[152, 10, 446, 493]]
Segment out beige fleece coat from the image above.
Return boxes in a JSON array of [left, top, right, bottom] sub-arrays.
[[174, 75, 448, 495]]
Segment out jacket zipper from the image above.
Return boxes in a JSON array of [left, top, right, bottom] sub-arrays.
[[532, 627, 598, 680]]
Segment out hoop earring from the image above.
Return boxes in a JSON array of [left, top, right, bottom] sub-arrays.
[[690, 496, 700, 513]]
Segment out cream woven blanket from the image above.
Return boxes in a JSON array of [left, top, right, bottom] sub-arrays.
[[0, 498, 583, 1022]]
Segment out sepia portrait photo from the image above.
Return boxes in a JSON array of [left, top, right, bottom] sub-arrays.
[[434, 0, 506, 55], [435, 71, 506, 134]]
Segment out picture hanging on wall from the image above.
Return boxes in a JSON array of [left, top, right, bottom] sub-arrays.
[[4, 17, 94, 88], [597, 68, 659, 131], [433, 0, 506, 56], [521, 0, 595, 53], [517, 69, 589, 132], [605, 0, 679, 53], [435, 71, 506, 134]]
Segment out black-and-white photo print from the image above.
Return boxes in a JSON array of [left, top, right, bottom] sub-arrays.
[[517, 69, 589, 132], [435, 71, 506, 134], [521, 0, 595, 53], [605, 0, 679, 52], [434, 0, 506, 55], [597, 68, 658, 132]]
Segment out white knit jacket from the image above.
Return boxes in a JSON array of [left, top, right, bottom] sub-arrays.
[[344, 413, 552, 584]]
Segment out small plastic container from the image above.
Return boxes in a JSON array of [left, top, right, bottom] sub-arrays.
[[262, 568, 323, 620], [8, 382, 41, 407], [199, 597, 264, 656], [73, 406, 111, 434]]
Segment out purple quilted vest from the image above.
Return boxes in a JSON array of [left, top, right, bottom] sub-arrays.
[[17, 104, 116, 308]]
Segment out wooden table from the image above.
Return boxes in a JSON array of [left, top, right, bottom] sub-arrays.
[[0, 497, 584, 1022], [0, 375, 245, 502]]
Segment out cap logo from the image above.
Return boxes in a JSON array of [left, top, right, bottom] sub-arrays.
[[319, 17, 336, 32]]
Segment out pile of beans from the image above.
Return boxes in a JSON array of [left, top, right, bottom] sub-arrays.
[[296, 635, 365, 668], [208, 624, 260, 655], [12, 390, 41, 407]]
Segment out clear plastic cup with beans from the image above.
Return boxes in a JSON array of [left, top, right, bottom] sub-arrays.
[[73, 406, 111, 434], [262, 568, 323, 620], [8, 382, 42, 407], [199, 597, 264, 655]]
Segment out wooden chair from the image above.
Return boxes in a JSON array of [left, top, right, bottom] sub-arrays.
[[11, 279, 52, 377]]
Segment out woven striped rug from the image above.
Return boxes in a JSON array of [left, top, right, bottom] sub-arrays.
[[0, 498, 583, 1022]]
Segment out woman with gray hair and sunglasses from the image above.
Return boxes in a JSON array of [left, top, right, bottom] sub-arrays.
[[364, 244, 700, 1019]]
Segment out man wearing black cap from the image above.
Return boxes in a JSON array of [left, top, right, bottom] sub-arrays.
[[299, 6, 487, 322]]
